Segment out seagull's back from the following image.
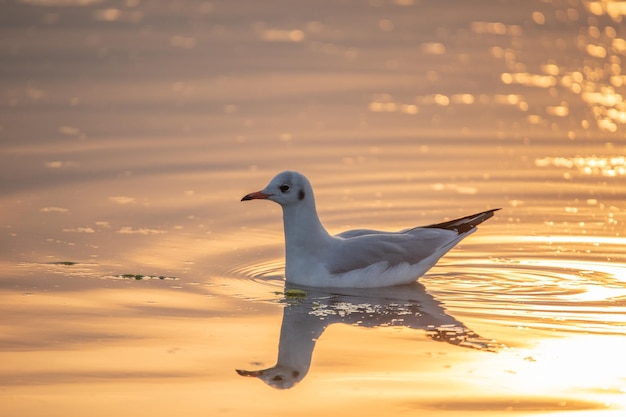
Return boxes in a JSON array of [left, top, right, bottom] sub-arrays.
[[316, 209, 498, 287]]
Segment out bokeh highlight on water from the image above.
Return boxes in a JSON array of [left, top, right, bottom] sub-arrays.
[[1, 1, 626, 416]]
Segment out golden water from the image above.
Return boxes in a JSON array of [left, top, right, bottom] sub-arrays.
[[2, 1, 626, 416]]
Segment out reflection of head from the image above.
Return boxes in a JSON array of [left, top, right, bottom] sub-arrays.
[[236, 366, 302, 389]]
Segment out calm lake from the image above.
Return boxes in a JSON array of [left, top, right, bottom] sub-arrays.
[[2, 0, 626, 416]]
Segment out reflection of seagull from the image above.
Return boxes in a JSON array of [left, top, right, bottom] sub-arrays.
[[241, 171, 499, 288], [236, 283, 498, 389]]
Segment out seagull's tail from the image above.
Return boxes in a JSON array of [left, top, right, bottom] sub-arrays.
[[421, 208, 500, 235]]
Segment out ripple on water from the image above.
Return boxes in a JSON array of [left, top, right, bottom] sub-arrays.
[[229, 258, 285, 281], [423, 245, 626, 336], [215, 235, 626, 336], [204, 257, 286, 303]]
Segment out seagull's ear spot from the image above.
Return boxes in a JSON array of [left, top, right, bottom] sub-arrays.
[[298, 190, 305, 200]]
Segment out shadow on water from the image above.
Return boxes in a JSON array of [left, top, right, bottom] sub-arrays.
[[235, 281, 499, 389]]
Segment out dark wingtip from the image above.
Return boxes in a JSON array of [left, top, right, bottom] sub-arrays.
[[241, 195, 251, 201], [422, 208, 500, 234]]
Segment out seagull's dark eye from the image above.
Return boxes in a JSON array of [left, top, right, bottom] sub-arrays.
[[279, 185, 290, 193], [272, 375, 284, 382]]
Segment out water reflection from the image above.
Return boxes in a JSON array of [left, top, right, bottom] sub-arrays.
[[4, 0, 626, 414], [236, 282, 497, 389]]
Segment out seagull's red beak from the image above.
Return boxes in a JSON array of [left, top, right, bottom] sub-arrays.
[[241, 191, 271, 201]]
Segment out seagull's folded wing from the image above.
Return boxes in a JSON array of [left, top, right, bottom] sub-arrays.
[[326, 228, 459, 274]]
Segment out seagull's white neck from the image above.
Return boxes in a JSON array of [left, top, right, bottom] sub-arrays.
[[281, 196, 331, 257]]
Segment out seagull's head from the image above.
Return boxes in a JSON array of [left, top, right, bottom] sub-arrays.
[[241, 171, 312, 207]]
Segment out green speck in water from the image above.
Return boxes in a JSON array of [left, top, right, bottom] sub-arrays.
[[285, 289, 307, 298], [49, 261, 77, 266]]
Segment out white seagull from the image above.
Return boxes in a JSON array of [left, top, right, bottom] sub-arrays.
[[241, 171, 499, 288]]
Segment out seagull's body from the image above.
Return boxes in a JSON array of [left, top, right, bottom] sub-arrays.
[[242, 171, 498, 288]]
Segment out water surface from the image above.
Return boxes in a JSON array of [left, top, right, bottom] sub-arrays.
[[2, 1, 626, 416]]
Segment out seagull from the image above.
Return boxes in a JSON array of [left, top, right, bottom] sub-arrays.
[[241, 171, 499, 288]]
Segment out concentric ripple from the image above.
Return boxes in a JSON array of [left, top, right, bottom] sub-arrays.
[[229, 258, 285, 281], [423, 244, 626, 336]]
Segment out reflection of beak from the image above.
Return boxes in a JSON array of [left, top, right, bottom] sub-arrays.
[[241, 191, 271, 201], [235, 369, 264, 377]]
